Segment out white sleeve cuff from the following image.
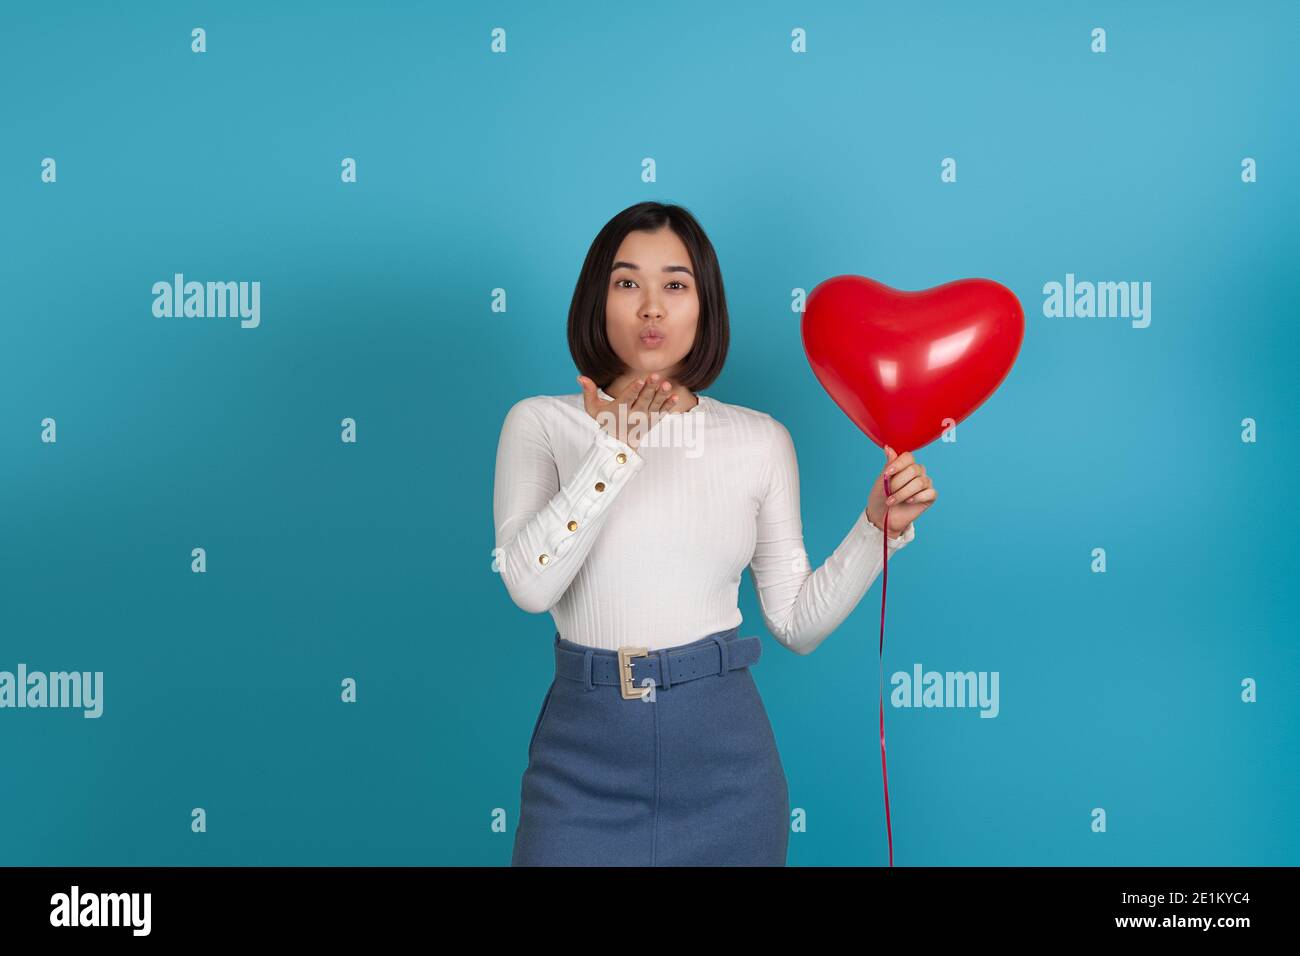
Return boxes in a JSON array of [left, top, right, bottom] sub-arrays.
[[857, 509, 916, 551], [532, 426, 644, 570]]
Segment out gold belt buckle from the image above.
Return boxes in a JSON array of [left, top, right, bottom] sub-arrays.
[[617, 646, 649, 700]]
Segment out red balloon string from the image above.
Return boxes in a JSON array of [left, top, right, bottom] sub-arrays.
[[878, 474, 894, 867]]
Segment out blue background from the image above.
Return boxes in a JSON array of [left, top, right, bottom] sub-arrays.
[[1, 0, 1295, 865]]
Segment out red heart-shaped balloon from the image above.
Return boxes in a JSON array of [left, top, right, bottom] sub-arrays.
[[801, 275, 1024, 453]]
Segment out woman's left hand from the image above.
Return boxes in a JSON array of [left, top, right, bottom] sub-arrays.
[[865, 444, 937, 538]]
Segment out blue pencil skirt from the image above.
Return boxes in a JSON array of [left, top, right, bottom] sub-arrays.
[[511, 625, 790, 866]]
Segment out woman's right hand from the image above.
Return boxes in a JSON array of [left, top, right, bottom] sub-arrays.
[[577, 374, 677, 453]]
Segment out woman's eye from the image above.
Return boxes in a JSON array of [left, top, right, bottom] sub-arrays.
[[614, 278, 688, 290]]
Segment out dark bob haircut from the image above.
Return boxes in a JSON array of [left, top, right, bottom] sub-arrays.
[[567, 202, 729, 394]]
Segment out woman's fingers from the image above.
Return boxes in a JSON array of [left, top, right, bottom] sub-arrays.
[[885, 462, 926, 491], [633, 376, 661, 411], [887, 475, 928, 505], [581, 375, 685, 451], [876, 446, 937, 511], [623, 377, 646, 404], [883, 460, 929, 503], [630, 377, 665, 438], [619, 377, 652, 443], [884, 450, 914, 476], [648, 379, 674, 414], [885, 463, 916, 489]]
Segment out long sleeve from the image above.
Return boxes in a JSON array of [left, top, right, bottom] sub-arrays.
[[749, 419, 916, 656], [493, 398, 646, 614]]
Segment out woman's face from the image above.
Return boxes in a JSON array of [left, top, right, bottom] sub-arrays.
[[605, 226, 699, 382]]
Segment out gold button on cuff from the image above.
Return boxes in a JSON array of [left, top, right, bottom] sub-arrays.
[[615, 452, 627, 464], [594, 481, 605, 492], [538, 554, 549, 565], [567, 520, 578, 531]]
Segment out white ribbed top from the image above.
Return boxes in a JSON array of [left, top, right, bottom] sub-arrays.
[[492, 386, 915, 655]]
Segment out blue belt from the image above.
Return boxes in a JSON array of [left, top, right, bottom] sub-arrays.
[[554, 629, 762, 698]]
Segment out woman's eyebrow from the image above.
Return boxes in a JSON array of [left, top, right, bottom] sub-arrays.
[[611, 260, 694, 277]]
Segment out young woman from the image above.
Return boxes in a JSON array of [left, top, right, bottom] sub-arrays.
[[493, 202, 937, 866]]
